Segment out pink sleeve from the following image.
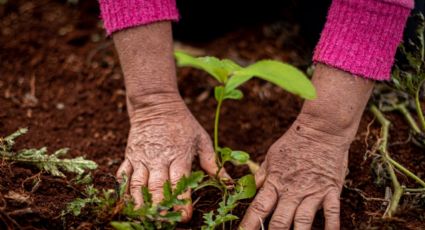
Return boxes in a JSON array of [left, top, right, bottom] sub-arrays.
[[99, 0, 179, 35], [313, 0, 414, 81]]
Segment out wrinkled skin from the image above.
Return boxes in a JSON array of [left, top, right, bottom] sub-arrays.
[[117, 99, 225, 221], [240, 64, 374, 229], [113, 22, 227, 222]]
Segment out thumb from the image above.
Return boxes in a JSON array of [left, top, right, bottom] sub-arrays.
[[198, 133, 231, 179]]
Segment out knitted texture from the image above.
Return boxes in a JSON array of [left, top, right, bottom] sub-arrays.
[[313, 0, 412, 80], [99, 0, 179, 35]]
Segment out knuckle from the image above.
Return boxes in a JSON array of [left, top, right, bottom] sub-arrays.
[[325, 204, 340, 217], [269, 215, 291, 229], [250, 201, 269, 214], [294, 213, 314, 225]]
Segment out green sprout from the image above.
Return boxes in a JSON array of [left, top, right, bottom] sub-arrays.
[[174, 51, 316, 228]]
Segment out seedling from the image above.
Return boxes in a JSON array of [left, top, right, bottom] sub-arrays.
[[367, 13, 425, 218], [65, 171, 204, 229], [174, 51, 316, 228], [0, 128, 97, 178], [392, 13, 425, 134]]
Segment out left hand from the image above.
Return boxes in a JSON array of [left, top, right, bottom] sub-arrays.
[[239, 119, 349, 230], [239, 64, 375, 230]]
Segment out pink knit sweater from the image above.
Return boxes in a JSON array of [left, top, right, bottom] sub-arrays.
[[99, 0, 413, 81]]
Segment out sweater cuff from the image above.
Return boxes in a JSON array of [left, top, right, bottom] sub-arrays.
[[313, 0, 412, 81], [99, 0, 179, 35]]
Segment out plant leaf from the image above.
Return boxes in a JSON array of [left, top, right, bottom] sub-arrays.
[[175, 51, 240, 83], [163, 180, 172, 201], [233, 60, 316, 99], [224, 89, 243, 100], [230, 150, 249, 164], [235, 174, 256, 200], [225, 74, 252, 92]]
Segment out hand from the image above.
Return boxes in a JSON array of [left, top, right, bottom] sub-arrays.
[[240, 119, 349, 229], [116, 97, 226, 222], [240, 64, 374, 229]]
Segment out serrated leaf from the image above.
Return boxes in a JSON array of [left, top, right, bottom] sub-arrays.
[[224, 89, 243, 100], [4, 128, 28, 148], [161, 211, 182, 223], [233, 60, 316, 99], [142, 186, 152, 206], [235, 174, 256, 200], [163, 180, 172, 201], [230, 150, 249, 163], [175, 51, 240, 83]]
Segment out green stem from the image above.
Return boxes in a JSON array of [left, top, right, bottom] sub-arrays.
[[394, 104, 422, 134], [415, 79, 425, 132], [214, 97, 223, 153], [370, 105, 403, 218], [386, 156, 425, 187], [405, 187, 425, 192], [214, 89, 225, 180]]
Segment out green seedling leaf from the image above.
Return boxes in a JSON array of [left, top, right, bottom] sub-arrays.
[[224, 89, 243, 100], [161, 211, 182, 223], [233, 60, 316, 99], [225, 74, 252, 92], [175, 51, 241, 83], [219, 147, 233, 163], [214, 86, 224, 101], [111, 221, 144, 230], [163, 180, 172, 201], [230, 150, 249, 164], [142, 186, 153, 206], [235, 174, 256, 200]]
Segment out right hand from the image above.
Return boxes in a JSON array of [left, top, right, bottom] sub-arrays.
[[117, 96, 228, 222]]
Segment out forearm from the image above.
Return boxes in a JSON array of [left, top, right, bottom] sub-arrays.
[[296, 64, 374, 143], [113, 22, 181, 114]]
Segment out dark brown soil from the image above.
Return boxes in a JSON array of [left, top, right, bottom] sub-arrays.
[[0, 1, 424, 229]]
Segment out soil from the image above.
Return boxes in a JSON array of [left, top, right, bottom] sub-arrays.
[[0, 1, 424, 229]]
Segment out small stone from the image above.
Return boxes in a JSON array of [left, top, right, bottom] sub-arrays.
[[56, 103, 65, 110]]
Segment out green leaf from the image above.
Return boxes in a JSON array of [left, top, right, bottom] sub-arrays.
[[142, 186, 152, 206], [163, 180, 172, 201], [111, 221, 144, 230], [235, 174, 256, 200], [174, 51, 240, 83], [4, 127, 28, 144], [214, 86, 224, 101], [224, 89, 243, 100], [233, 60, 316, 99], [225, 74, 252, 92], [230, 151, 249, 164], [161, 211, 182, 223], [219, 147, 233, 163]]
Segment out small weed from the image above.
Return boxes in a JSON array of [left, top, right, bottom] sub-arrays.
[[0, 128, 97, 178]]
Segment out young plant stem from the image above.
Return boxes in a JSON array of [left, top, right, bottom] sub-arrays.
[[414, 81, 425, 131], [370, 105, 404, 218], [214, 89, 225, 179], [393, 103, 422, 134]]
